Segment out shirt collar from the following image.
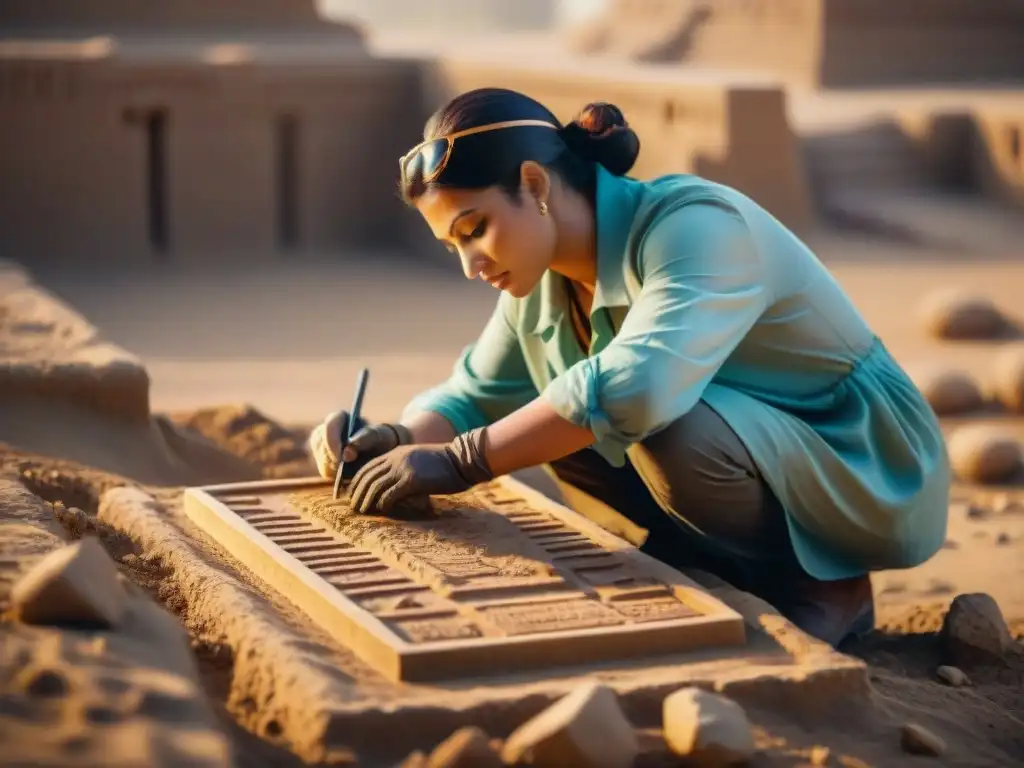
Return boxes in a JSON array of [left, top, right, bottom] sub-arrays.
[[529, 165, 643, 337]]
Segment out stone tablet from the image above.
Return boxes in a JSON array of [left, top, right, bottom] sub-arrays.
[[183, 477, 745, 682]]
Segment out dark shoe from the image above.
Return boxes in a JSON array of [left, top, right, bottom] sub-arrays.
[[774, 574, 875, 648]]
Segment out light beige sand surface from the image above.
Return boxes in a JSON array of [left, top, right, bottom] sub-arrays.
[[2, 245, 1022, 766]]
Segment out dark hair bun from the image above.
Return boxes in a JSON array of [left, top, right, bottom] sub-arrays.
[[559, 102, 640, 176]]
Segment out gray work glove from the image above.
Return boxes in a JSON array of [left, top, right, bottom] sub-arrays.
[[307, 409, 412, 481], [347, 427, 494, 514]]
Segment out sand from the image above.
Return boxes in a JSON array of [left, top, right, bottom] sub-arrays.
[[2, 254, 1023, 766], [2, 438, 1022, 766]]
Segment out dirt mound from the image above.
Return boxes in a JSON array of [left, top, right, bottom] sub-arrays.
[[1, 271, 273, 487], [168, 404, 313, 480], [1, 274, 150, 423]]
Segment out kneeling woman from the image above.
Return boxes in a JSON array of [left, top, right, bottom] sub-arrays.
[[309, 88, 950, 647]]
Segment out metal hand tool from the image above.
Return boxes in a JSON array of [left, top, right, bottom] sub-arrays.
[[333, 367, 369, 500]]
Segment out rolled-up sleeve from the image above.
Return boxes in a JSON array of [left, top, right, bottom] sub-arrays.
[[402, 293, 539, 435], [543, 202, 768, 451]]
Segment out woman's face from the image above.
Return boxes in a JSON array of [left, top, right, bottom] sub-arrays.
[[414, 179, 556, 299]]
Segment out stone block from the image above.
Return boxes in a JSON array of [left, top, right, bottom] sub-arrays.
[[426, 727, 501, 768], [917, 289, 1008, 340], [0, 282, 150, 421], [663, 687, 754, 765], [941, 592, 1016, 667], [910, 366, 983, 416], [500, 682, 638, 768], [11, 536, 127, 628], [182, 477, 746, 682], [947, 426, 1022, 485]]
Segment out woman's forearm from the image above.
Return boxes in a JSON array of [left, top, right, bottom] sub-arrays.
[[400, 410, 458, 444], [482, 397, 596, 477]]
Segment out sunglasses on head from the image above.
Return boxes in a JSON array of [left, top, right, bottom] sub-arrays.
[[399, 119, 558, 186]]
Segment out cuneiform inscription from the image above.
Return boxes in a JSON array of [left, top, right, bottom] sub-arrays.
[[393, 617, 484, 644], [186, 479, 745, 681], [480, 598, 626, 636], [610, 596, 698, 623]]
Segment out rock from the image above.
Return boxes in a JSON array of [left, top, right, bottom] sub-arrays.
[[0, 283, 151, 422], [396, 751, 428, 768], [996, 532, 1012, 546], [935, 665, 971, 687], [901, 723, 945, 757], [427, 727, 501, 768], [501, 682, 638, 768], [942, 593, 1015, 666], [663, 687, 755, 765], [965, 504, 989, 520], [918, 290, 1007, 340], [912, 366, 984, 415], [11, 537, 127, 628], [992, 345, 1024, 413], [947, 425, 1022, 484], [990, 492, 1024, 515]]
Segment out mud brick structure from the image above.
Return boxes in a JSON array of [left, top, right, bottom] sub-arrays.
[[184, 477, 745, 682], [424, 58, 813, 231], [574, 0, 1024, 88], [0, 0, 819, 265], [0, 0, 336, 32], [0, 4, 425, 266]]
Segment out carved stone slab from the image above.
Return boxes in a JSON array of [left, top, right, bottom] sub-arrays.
[[183, 477, 745, 682]]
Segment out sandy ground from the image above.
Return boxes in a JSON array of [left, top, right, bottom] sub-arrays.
[[2, 238, 1023, 766], [26, 242, 1024, 627]]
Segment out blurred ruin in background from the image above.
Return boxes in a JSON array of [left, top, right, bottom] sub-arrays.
[[1, 0, 1020, 269]]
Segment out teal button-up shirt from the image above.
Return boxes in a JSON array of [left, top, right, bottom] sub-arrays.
[[404, 166, 950, 580]]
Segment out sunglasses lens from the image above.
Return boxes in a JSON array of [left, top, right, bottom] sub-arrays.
[[405, 138, 448, 182]]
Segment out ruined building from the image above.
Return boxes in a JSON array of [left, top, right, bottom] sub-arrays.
[[3, 1, 1021, 266], [570, 0, 1024, 88]]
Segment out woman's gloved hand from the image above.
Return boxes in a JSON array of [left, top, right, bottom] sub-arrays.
[[307, 410, 413, 480], [347, 427, 494, 514]]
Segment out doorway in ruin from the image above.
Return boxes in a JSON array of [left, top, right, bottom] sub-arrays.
[[123, 107, 170, 258], [275, 113, 301, 252]]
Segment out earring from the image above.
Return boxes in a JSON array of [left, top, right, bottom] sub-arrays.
[[539, 201, 549, 216]]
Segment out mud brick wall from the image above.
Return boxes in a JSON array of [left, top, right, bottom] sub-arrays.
[[0, 0, 329, 29], [421, 58, 814, 231], [0, 58, 149, 266], [0, 55, 424, 265], [583, 0, 1024, 88], [819, 0, 1024, 87]]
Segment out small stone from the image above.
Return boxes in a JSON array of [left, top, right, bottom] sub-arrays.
[[901, 723, 945, 757], [11, 537, 127, 628], [912, 366, 984, 415], [942, 593, 1014, 666], [396, 751, 428, 768], [996, 532, 1012, 546], [501, 682, 638, 768], [991, 493, 1024, 516], [935, 665, 970, 687], [427, 727, 501, 768], [663, 687, 755, 765], [809, 745, 830, 766], [918, 290, 1007, 340], [992, 344, 1024, 413], [965, 504, 989, 520], [947, 425, 1022, 485]]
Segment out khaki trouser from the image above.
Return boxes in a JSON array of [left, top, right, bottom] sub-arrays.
[[544, 399, 806, 592]]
